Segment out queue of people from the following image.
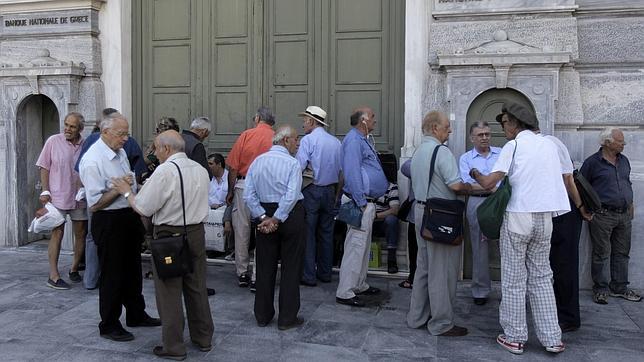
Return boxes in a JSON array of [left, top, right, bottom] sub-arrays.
[[34, 102, 639, 359]]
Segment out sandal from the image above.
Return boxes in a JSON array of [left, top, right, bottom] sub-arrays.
[[398, 280, 412, 289]]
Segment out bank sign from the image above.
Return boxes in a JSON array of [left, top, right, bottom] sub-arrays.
[[0, 9, 97, 36]]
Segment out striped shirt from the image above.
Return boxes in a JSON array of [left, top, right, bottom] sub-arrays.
[[375, 182, 399, 213], [243, 145, 304, 222]]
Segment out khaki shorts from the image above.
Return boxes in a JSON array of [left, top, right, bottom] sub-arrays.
[[55, 207, 88, 221]]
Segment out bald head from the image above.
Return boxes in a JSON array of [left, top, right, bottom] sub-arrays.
[[154, 130, 185, 163]]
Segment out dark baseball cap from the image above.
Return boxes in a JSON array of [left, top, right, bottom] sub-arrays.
[[495, 102, 539, 129]]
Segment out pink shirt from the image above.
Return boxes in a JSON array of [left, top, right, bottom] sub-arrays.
[[36, 133, 85, 210]]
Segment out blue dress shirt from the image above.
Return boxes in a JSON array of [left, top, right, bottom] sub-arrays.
[[244, 145, 304, 222], [580, 148, 633, 208], [341, 128, 388, 207], [295, 127, 342, 186], [75, 132, 146, 178], [459, 146, 502, 184]]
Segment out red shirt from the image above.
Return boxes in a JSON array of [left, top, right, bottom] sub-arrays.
[[226, 123, 274, 176]]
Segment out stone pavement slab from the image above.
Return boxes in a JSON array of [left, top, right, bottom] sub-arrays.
[[0, 247, 642, 361]]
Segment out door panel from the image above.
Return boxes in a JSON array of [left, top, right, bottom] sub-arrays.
[[134, 0, 404, 154]]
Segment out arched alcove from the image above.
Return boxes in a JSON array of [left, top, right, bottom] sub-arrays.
[[465, 88, 535, 150], [16, 95, 60, 243]]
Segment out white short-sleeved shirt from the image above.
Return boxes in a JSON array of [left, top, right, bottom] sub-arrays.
[[491, 130, 570, 214], [543, 135, 574, 175]]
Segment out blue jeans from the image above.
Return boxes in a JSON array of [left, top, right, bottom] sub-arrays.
[[301, 184, 336, 283], [589, 209, 632, 294], [83, 210, 100, 289], [372, 214, 399, 249]]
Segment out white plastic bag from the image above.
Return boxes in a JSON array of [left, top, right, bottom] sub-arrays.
[[28, 202, 66, 233], [204, 207, 225, 252]]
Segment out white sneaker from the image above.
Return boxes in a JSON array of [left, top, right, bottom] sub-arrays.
[[545, 343, 565, 353]]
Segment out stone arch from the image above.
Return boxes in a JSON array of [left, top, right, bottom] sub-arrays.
[[465, 87, 535, 149], [14, 94, 61, 244]]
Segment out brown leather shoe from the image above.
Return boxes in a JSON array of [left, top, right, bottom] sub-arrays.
[[439, 325, 468, 337]]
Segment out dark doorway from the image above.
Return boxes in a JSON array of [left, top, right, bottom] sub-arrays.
[[16, 95, 60, 243]]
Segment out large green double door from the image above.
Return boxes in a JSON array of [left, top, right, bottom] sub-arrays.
[[133, 0, 404, 153]]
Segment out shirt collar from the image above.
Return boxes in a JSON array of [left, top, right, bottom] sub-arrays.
[[471, 146, 498, 158], [421, 135, 440, 144], [270, 145, 290, 155], [96, 137, 120, 161], [165, 152, 187, 163], [257, 123, 273, 131]]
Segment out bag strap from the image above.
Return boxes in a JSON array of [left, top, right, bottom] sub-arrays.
[[169, 161, 188, 238], [425, 144, 444, 199], [508, 140, 518, 176]]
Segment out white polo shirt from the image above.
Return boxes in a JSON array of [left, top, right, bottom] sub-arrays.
[[491, 130, 570, 215]]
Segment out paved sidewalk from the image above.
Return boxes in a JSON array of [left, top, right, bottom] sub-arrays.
[[0, 246, 643, 361]]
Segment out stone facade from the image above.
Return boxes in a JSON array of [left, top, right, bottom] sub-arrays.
[[401, 0, 644, 286]]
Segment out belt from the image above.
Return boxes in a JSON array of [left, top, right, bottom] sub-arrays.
[[236, 175, 245, 180], [471, 193, 493, 198], [416, 200, 427, 205], [601, 205, 628, 213], [343, 192, 375, 203]]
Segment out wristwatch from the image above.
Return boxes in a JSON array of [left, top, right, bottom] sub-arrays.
[[123, 191, 131, 199], [259, 214, 267, 221]]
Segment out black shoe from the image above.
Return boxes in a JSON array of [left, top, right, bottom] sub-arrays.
[[387, 254, 398, 274], [100, 328, 134, 342], [278, 317, 305, 331], [68, 271, 82, 283], [300, 279, 317, 287], [257, 319, 270, 327], [559, 323, 580, 333], [77, 262, 86, 271], [127, 314, 161, 327], [238, 274, 250, 287], [356, 286, 380, 295], [473, 297, 488, 306], [317, 276, 332, 283], [207, 288, 216, 296], [152, 346, 187, 361], [249, 282, 256, 293], [336, 296, 365, 307], [439, 325, 468, 337]]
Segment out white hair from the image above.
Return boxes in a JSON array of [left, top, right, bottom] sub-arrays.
[[100, 112, 126, 130], [190, 116, 211, 131], [272, 125, 296, 144], [599, 127, 621, 145]]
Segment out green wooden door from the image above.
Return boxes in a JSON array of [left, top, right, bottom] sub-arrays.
[[133, 0, 404, 154]]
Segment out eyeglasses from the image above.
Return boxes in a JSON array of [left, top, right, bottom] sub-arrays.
[[108, 129, 129, 138], [474, 132, 491, 138]]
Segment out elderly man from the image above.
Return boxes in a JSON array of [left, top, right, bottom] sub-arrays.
[[113, 130, 214, 359], [533, 130, 592, 333], [182, 116, 212, 180], [75, 107, 146, 290], [335, 107, 388, 307], [226, 107, 275, 289], [244, 125, 306, 330], [407, 111, 473, 337], [581, 127, 640, 304], [79, 113, 160, 342], [295, 106, 342, 286], [36, 112, 87, 290], [458, 121, 502, 305], [472, 103, 569, 354]]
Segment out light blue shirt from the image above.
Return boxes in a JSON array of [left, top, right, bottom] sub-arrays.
[[295, 127, 342, 186], [459, 146, 502, 184], [341, 128, 388, 207], [244, 145, 304, 222], [410, 136, 461, 202], [79, 137, 135, 210]]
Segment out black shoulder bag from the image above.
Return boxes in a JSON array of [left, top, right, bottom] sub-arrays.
[[149, 161, 193, 279], [573, 169, 601, 212], [420, 145, 466, 245]]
